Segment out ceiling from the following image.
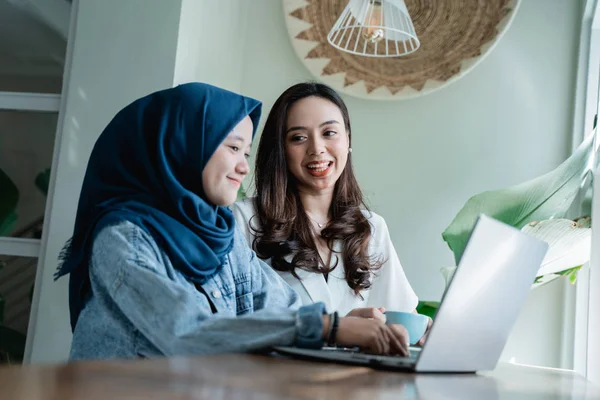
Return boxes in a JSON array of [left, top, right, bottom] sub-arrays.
[[0, 0, 69, 78]]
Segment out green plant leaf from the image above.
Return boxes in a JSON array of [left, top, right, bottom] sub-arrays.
[[0, 168, 19, 236], [532, 265, 583, 289], [441, 218, 590, 290], [440, 267, 457, 290], [553, 265, 582, 285], [568, 268, 580, 284], [442, 132, 596, 265], [576, 216, 591, 228], [0, 212, 17, 236], [416, 301, 440, 319], [555, 265, 583, 276], [522, 219, 591, 276]]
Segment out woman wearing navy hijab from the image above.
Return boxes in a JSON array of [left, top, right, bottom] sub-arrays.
[[55, 83, 409, 359]]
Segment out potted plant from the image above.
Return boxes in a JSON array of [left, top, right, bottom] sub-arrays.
[[419, 128, 598, 317]]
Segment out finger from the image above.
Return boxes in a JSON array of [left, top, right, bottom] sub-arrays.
[[364, 308, 383, 319], [348, 308, 368, 318], [388, 325, 410, 357], [372, 308, 386, 323], [379, 326, 391, 355], [369, 333, 383, 355], [370, 322, 387, 355], [383, 325, 404, 356], [345, 309, 359, 318], [357, 308, 386, 322], [371, 308, 386, 324], [417, 318, 433, 346]]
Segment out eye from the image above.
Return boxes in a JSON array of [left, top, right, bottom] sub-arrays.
[[323, 130, 337, 137], [244, 153, 251, 159], [290, 135, 307, 142], [229, 145, 240, 152]]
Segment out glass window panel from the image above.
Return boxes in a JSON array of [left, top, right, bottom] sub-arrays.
[[0, 110, 57, 239], [0, 1, 66, 94], [0, 255, 37, 364]]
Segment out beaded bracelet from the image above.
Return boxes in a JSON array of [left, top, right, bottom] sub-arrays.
[[327, 311, 339, 347], [325, 313, 334, 343]]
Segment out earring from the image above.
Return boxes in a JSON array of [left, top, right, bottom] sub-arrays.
[[349, 148, 353, 153]]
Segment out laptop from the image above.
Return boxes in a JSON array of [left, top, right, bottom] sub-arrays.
[[273, 214, 549, 373]]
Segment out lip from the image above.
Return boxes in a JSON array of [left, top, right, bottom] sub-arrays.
[[305, 161, 333, 177], [227, 177, 242, 186]]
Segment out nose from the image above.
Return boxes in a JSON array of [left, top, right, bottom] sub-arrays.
[[236, 157, 250, 176], [307, 135, 325, 156]]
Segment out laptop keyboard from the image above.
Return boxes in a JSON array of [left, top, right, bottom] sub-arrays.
[[321, 346, 420, 362]]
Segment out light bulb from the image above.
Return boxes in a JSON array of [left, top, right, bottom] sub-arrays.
[[362, 0, 385, 43]]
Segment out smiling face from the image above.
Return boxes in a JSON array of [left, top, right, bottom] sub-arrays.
[[202, 115, 253, 206], [284, 96, 350, 194]]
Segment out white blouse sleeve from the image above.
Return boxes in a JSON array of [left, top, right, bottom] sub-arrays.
[[365, 213, 419, 312]]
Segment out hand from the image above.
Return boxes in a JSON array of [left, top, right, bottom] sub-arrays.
[[416, 316, 433, 346], [334, 317, 410, 356], [345, 307, 386, 323], [387, 324, 411, 354]]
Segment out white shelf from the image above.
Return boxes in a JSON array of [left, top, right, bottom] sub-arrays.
[[0, 237, 41, 258], [0, 91, 61, 112]]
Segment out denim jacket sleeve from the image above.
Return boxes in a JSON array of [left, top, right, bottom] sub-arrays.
[[87, 220, 325, 357]]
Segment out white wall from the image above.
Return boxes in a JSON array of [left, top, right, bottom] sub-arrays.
[[174, 0, 248, 92], [239, 0, 583, 368], [25, 0, 183, 364]]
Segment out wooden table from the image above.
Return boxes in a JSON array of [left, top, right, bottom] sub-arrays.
[[1, 353, 598, 399]]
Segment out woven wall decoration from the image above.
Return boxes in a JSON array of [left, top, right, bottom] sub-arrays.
[[283, 0, 520, 100]]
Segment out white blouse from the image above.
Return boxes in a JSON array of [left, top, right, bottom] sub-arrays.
[[232, 198, 418, 316]]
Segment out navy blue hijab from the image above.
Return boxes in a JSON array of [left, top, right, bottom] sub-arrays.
[[54, 83, 262, 330]]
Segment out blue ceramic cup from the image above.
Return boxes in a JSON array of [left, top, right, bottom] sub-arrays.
[[385, 311, 429, 345]]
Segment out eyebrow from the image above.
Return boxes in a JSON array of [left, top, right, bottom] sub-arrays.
[[227, 134, 248, 143], [286, 120, 340, 134], [226, 134, 252, 150]]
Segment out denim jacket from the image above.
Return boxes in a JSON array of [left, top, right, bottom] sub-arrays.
[[69, 220, 326, 360]]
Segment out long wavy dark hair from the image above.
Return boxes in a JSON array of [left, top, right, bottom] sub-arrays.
[[252, 82, 383, 294]]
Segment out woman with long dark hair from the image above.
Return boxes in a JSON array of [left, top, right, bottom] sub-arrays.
[[234, 82, 424, 337]]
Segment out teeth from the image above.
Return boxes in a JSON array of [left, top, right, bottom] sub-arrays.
[[307, 161, 330, 172], [307, 162, 330, 172]]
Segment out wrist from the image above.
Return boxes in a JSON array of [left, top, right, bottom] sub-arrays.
[[321, 314, 331, 340]]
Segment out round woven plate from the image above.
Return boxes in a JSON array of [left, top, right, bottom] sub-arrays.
[[283, 0, 520, 100]]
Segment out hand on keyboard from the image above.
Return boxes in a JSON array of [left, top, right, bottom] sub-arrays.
[[335, 317, 410, 357]]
